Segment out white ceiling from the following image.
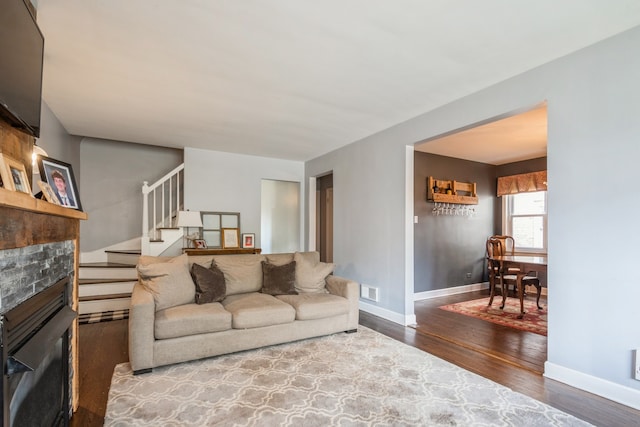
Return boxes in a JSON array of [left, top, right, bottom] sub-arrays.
[[36, 1, 640, 161], [415, 104, 548, 165]]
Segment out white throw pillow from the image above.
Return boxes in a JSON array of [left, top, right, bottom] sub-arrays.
[[137, 254, 196, 311], [293, 251, 334, 294]]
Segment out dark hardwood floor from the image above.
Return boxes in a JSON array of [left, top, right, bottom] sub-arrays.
[[71, 319, 129, 427], [71, 291, 640, 427]]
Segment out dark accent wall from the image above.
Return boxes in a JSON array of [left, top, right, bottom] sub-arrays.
[[414, 154, 548, 293], [493, 157, 547, 234], [414, 152, 494, 292]]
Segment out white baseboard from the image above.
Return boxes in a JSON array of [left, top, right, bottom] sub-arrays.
[[544, 362, 640, 411], [414, 282, 490, 301], [79, 298, 131, 315], [359, 301, 416, 326]]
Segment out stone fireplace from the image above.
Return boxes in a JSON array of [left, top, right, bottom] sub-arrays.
[[2, 276, 75, 426], [0, 241, 75, 312]]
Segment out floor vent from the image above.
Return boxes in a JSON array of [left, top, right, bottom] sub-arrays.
[[361, 284, 379, 302]]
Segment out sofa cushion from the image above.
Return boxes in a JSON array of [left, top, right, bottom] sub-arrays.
[[222, 293, 295, 329], [276, 294, 349, 320], [261, 261, 297, 296], [293, 252, 334, 294], [155, 302, 232, 339], [213, 254, 265, 295], [137, 254, 196, 311], [190, 262, 226, 304]]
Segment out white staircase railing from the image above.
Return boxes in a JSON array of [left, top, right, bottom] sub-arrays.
[[141, 163, 184, 255]]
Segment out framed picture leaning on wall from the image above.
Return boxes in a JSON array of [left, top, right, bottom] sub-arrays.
[[38, 156, 82, 210], [242, 233, 255, 249], [0, 153, 32, 195], [221, 228, 240, 248], [37, 180, 61, 205]]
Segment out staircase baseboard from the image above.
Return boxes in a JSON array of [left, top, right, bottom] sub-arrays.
[[79, 263, 137, 280], [106, 250, 142, 265], [79, 297, 131, 315]]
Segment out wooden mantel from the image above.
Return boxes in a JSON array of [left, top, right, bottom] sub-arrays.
[[0, 188, 87, 220], [0, 189, 87, 250]]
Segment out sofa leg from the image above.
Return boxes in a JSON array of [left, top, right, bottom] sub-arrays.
[[133, 368, 153, 375], [345, 329, 358, 334]]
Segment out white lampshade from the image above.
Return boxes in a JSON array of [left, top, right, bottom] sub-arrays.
[[176, 210, 202, 228], [31, 143, 48, 168]]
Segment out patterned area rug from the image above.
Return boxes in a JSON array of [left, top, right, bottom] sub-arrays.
[[104, 327, 587, 426], [78, 309, 129, 325], [439, 297, 547, 336]]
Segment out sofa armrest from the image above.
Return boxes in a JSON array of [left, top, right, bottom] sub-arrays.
[[128, 282, 155, 373], [326, 275, 359, 330]]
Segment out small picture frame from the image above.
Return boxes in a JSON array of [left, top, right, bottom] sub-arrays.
[[0, 154, 32, 194], [38, 156, 82, 210], [0, 156, 7, 190], [221, 228, 240, 248], [38, 180, 61, 205], [242, 233, 255, 249], [193, 239, 207, 249]]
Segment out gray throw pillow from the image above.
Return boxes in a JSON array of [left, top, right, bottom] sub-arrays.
[[261, 261, 297, 296], [190, 262, 226, 304]]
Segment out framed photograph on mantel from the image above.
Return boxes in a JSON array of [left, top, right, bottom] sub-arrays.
[[37, 180, 61, 205], [193, 239, 207, 249], [0, 154, 32, 195], [242, 233, 255, 249], [221, 228, 240, 249], [38, 156, 82, 211]]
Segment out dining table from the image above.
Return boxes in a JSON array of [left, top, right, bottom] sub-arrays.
[[491, 254, 547, 318]]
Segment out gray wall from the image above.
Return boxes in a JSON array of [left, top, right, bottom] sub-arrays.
[[306, 26, 640, 405], [494, 156, 547, 235], [414, 152, 494, 292], [36, 101, 82, 189], [79, 138, 182, 252]]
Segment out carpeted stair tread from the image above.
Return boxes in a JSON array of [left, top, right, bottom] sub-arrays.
[[79, 309, 129, 325]]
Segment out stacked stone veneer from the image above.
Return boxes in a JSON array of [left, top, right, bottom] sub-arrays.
[[0, 240, 75, 313]]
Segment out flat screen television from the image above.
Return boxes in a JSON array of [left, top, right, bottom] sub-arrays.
[[0, 0, 44, 138]]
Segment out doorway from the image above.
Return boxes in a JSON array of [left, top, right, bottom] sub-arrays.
[[315, 173, 333, 262], [412, 103, 548, 372], [260, 179, 300, 254]]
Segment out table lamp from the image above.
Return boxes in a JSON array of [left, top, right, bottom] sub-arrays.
[[176, 210, 202, 248]]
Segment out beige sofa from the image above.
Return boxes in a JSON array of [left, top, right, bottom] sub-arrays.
[[129, 251, 359, 374]]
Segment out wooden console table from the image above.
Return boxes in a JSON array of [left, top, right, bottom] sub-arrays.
[[183, 248, 262, 255]]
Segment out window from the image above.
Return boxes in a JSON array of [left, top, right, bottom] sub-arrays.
[[503, 191, 547, 253], [200, 212, 240, 248]]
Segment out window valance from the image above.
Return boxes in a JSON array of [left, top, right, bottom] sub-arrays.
[[497, 171, 547, 196]]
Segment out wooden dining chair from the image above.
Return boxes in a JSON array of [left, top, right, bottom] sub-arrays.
[[486, 236, 543, 310], [486, 238, 506, 307]]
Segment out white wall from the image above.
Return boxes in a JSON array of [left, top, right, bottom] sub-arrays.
[[184, 148, 304, 251], [306, 26, 640, 407]]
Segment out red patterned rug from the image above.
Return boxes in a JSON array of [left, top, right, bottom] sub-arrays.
[[439, 297, 547, 336]]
